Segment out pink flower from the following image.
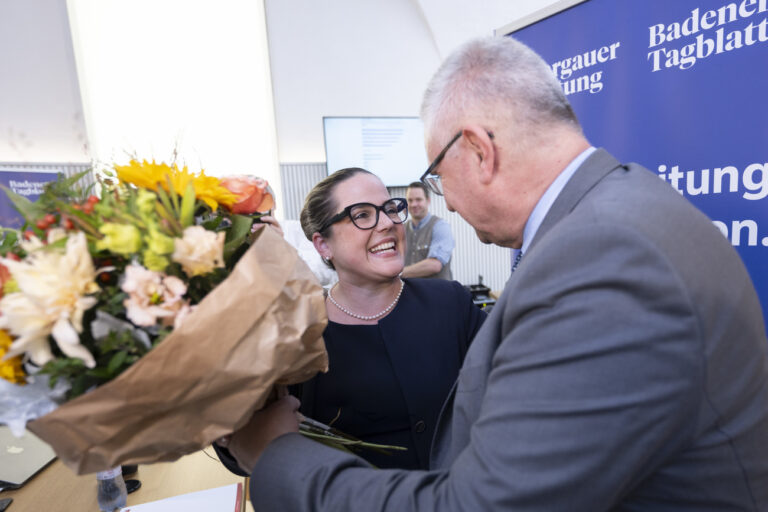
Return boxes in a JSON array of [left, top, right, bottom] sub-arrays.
[[219, 176, 274, 215], [121, 264, 189, 327]]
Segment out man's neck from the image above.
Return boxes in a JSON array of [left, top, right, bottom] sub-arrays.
[[411, 213, 430, 228]]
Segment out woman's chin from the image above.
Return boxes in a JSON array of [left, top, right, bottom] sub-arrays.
[[370, 260, 404, 278]]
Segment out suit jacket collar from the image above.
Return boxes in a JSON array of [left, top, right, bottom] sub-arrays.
[[526, 148, 622, 256], [431, 149, 625, 467]]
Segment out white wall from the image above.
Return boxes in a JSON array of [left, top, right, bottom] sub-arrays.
[[264, 0, 440, 164], [418, 0, 569, 58], [0, 0, 88, 162], [265, 0, 562, 163]]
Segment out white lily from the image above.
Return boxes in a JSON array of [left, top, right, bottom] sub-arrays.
[[0, 232, 99, 368]]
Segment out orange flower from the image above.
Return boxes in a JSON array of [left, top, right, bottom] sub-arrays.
[[219, 176, 274, 215]]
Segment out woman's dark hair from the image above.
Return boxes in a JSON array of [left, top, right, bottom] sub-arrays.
[[300, 167, 375, 269]]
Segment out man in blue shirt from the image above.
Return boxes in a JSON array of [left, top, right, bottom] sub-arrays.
[[401, 182, 454, 279]]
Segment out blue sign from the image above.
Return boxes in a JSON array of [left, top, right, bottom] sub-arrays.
[[0, 170, 61, 228], [509, 0, 768, 321]]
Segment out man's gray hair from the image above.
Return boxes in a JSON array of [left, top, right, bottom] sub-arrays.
[[421, 36, 579, 136]]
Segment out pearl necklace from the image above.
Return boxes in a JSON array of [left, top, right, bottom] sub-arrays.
[[327, 279, 404, 321]]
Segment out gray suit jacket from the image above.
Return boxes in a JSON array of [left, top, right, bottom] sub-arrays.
[[249, 149, 768, 511]]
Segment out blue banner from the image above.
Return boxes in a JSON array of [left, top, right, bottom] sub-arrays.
[[509, 0, 768, 321], [0, 169, 61, 228]]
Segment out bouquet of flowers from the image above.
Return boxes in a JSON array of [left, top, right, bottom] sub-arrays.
[[0, 160, 328, 474]]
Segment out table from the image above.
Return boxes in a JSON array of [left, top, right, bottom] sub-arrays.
[[2, 449, 252, 511]]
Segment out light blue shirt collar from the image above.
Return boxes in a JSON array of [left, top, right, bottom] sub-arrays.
[[513, 146, 596, 262], [411, 212, 432, 230]]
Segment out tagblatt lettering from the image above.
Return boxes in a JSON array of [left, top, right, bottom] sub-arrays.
[[8, 180, 47, 196], [647, 0, 768, 72]]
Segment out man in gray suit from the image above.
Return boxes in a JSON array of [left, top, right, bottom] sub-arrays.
[[228, 36, 768, 510]]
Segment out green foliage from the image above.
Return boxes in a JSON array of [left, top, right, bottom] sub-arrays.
[[40, 327, 152, 400], [0, 230, 19, 254], [223, 214, 254, 261], [45, 170, 94, 200], [2, 165, 262, 400], [180, 182, 196, 228], [164, 261, 228, 304]]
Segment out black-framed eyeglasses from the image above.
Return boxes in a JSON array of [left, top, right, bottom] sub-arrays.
[[319, 197, 409, 233], [419, 130, 494, 196]]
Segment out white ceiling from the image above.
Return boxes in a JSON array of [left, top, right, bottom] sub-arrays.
[[413, 0, 561, 58]]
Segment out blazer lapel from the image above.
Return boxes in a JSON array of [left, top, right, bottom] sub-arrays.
[[527, 148, 623, 255]]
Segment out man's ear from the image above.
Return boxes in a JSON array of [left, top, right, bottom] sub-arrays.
[[462, 125, 497, 185], [312, 232, 331, 260]]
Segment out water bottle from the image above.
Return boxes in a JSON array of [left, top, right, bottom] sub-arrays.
[[96, 466, 127, 511]]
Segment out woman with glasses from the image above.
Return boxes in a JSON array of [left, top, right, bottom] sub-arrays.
[[284, 167, 486, 470]]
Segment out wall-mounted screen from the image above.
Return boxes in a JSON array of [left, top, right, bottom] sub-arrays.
[[323, 117, 428, 187]]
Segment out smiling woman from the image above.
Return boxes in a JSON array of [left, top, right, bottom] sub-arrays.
[[214, 167, 487, 471], [297, 168, 485, 469]]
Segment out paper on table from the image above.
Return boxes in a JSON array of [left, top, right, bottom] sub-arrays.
[[120, 482, 242, 512]]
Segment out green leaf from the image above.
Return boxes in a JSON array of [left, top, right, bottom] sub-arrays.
[[86, 367, 111, 379], [107, 350, 128, 374], [155, 186, 176, 219], [154, 201, 182, 236], [223, 214, 253, 260], [44, 237, 68, 250], [165, 175, 180, 214], [201, 216, 224, 231], [49, 170, 93, 197], [0, 230, 18, 252], [58, 169, 91, 188], [70, 375, 89, 397], [0, 184, 46, 222], [179, 182, 196, 228]]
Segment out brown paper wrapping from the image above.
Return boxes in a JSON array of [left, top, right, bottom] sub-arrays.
[[28, 227, 328, 474]]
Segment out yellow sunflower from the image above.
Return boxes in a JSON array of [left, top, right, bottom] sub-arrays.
[[114, 159, 170, 191], [0, 329, 26, 385], [115, 160, 237, 211]]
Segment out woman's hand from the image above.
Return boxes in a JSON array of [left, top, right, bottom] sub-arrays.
[[251, 215, 284, 237], [228, 395, 301, 473]]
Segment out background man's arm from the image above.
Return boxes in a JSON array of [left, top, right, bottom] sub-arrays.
[[402, 220, 454, 278], [402, 257, 443, 277]]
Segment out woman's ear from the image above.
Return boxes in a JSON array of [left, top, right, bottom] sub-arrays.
[[312, 232, 331, 261], [462, 125, 497, 185]]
